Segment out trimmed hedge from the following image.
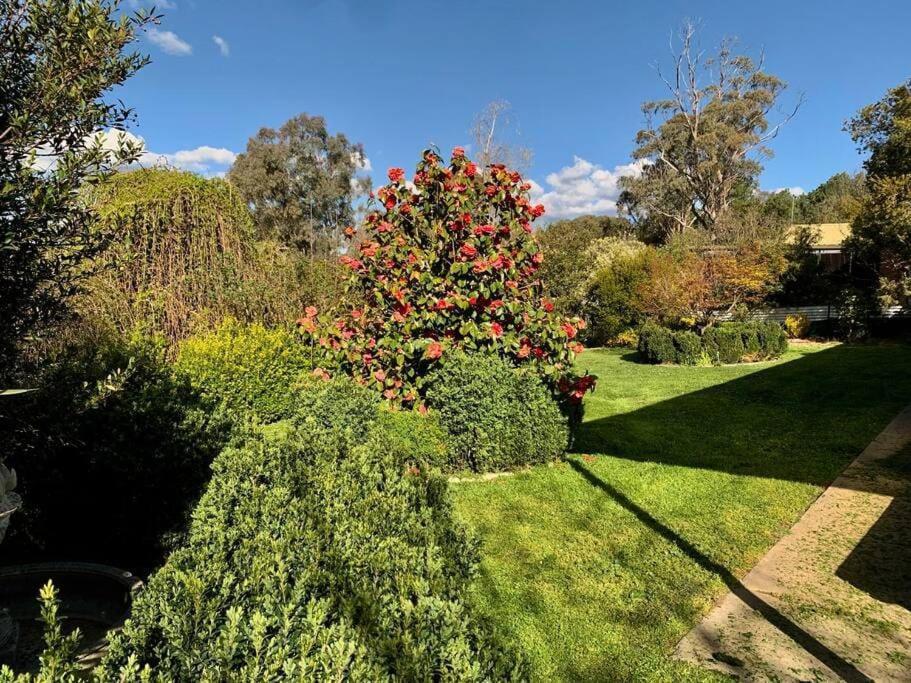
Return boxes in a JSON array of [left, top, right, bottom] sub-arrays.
[[99, 379, 527, 680], [639, 321, 788, 365], [175, 319, 313, 423], [425, 352, 569, 472]]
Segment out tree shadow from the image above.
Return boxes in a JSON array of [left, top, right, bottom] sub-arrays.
[[568, 460, 875, 682], [574, 343, 911, 494], [836, 448, 911, 610]]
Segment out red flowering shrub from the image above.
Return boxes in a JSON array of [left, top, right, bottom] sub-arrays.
[[298, 148, 595, 411]]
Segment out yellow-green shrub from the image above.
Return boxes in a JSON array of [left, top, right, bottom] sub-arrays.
[[175, 319, 312, 423], [784, 313, 810, 339]]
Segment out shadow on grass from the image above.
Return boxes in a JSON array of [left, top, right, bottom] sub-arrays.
[[574, 343, 911, 493], [836, 446, 911, 611], [568, 459, 875, 683]]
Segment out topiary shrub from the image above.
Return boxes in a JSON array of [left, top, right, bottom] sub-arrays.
[[98, 384, 527, 680], [757, 320, 789, 357], [702, 325, 745, 364], [672, 330, 702, 365], [424, 352, 569, 472], [175, 318, 313, 423], [296, 148, 594, 412], [637, 322, 676, 364]]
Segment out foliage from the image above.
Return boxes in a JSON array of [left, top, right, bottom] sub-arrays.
[[619, 22, 798, 241], [228, 113, 370, 255], [0, 583, 82, 683], [784, 313, 810, 339], [0, 0, 152, 374], [774, 225, 836, 306], [175, 319, 313, 424], [583, 247, 649, 345], [298, 148, 594, 411], [99, 387, 527, 680], [84, 169, 312, 346], [425, 352, 569, 472], [672, 329, 702, 366], [0, 328, 224, 569], [846, 80, 911, 309], [640, 321, 786, 365], [635, 244, 782, 326], [537, 216, 638, 316], [636, 323, 676, 364]]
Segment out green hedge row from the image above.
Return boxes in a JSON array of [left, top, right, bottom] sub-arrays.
[[176, 323, 570, 473], [96, 378, 527, 679], [638, 321, 788, 365]]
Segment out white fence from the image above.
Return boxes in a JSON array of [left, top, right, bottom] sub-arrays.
[[726, 305, 910, 323]]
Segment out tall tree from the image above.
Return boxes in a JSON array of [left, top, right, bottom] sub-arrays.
[[470, 100, 533, 172], [227, 113, 370, 256], [619, 22, 800, 242], [845, 80, 911, 307], [0, 0, 153, 372]]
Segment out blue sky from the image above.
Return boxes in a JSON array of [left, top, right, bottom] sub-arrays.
[[119, 0, 911, 218]]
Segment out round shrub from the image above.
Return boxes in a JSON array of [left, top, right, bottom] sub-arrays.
[[784, 313, 810, 339], [757, 320, 789, 357], [99, 389, 527, 680], [424, 352, 569, 472], [672, 330, 702, 365], [637, 322, 676, 364], [175, 318, 313, 423], [703, 325, 745, 364]]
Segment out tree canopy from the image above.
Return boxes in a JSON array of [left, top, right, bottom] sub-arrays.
[[227, 113, 370, 256], [619, 22, 799, 242], [0, 0, 152, 372]]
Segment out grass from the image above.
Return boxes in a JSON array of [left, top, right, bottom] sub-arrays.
[[452, 342, 911, 681]]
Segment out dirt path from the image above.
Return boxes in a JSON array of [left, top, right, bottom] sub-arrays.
[[675, 405, 911, 682]]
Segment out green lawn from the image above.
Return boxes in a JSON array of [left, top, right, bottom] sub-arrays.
[[452, 342, 911, 681]]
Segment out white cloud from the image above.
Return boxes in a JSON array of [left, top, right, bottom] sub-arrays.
[[530, 156, 646, 219], [147, 28, 192, 56], [212, 35, 229, 57], [92, 131, 235, 175], [769, 186, 806, 196]]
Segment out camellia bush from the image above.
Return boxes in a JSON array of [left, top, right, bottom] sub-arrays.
[[298, 148, 595, 413]]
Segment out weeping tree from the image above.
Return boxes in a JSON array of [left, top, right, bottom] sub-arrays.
[[83, 168, 314, 345]]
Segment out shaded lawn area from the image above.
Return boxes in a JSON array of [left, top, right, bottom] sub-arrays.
[[452, 342, 911, 681]]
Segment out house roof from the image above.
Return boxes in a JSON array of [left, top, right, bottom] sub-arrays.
[[788, 223, 851, 250]]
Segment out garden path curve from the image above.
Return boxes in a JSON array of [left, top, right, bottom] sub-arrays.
[[675, 403, 911, 681]]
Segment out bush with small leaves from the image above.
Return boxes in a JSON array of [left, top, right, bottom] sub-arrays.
[[637, 322, 677, 364], [424, 352, 570, 472], [672, 330, 702, 365], [175, 319, 313, 423], [702, 325, 746, 364], [784, 313, 810, 339], [98, 380, 527, 680]]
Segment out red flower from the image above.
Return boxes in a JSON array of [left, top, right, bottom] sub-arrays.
[[452, 146, 465, 158], [376, 221, 394, 233], [485, 185, 498, 197], [520, 221, 533, 234], [359, 241, 379, 257], [561, 322, 577, 339], [375, 369, 387, 382], [517, 343, 531, 359], [487, 299, 504, 310], [473, 224, 495, 236], [344, 226, 356, 238], [425, 341, 443, 360], [384, 196, 396, 210], [542, 299, 554, 313], [388, 167, 405, 182], [490, 322, 504, 338], [433, 298, 452, 311], [532, 204, 546, 217], [532, 252, 544, 265], [305, 305, 318, 318], [465, 162, 478, 177], [351, 309, 363, 320], [459, 243, 478, 258], [472, 258, 489, 273]]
